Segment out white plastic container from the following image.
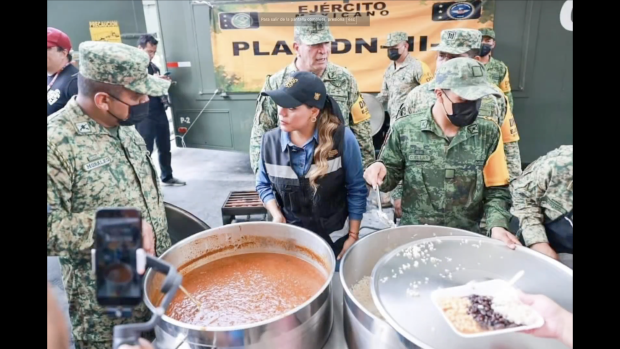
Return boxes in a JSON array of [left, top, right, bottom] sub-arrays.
[[430, 279, 545, 338]]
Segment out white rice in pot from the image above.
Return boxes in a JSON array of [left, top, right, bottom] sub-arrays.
[[350, 276, 384, 320]]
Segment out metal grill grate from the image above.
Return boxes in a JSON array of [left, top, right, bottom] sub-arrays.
[[221, 191, 268, 225]]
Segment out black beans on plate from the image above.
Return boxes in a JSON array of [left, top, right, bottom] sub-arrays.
[[466, 295, 518, 330]]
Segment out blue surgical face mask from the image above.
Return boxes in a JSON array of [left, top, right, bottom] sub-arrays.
[[107, 94, 149, 126]]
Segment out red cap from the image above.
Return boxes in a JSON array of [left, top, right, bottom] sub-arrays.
[[47, 27, 72, 51]]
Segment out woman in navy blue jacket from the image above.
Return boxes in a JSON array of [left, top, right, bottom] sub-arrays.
[[255, 71, 368, 260]]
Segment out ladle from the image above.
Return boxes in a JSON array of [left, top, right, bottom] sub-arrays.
[[373, 185, 396, 228], [179, 285, 203, 310]]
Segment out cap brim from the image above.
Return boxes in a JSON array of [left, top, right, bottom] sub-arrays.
[[430, 44, 471, 55], [300, 33, 335, 45], [261, 89, 303, 108], [380, 44, 396, 48], [126, 75, 171, 97], [47, 41, 55, 48], [451, 84, 500, 101]]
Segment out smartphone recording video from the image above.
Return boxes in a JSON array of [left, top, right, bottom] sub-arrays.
[[94, 208, 143, 307]]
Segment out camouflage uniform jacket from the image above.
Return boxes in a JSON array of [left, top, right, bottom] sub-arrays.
[[377, 108, 511, 233], [485, 57, 514, 113], [47, 98, 172, 344], [510, 145, 573, 247], [390, 79, 524, 199], [250, 60, 375, 173], [375, 54, 434, 117]]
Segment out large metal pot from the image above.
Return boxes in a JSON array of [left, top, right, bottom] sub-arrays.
[[340, 225, 480, 349], [144, 222, 336, 349]]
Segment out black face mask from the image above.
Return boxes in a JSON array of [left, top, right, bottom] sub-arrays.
[[107, 94, 149, 126], [442, 92, 482, 127], [388, 48, 401, 61], [480, 43, 493, 58]]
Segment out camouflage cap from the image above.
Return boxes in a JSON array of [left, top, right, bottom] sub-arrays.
[[431, 28, 481, 55], [380, 31, 407, 48], [479, 28, 495, 39], [430, 57, 499, 100], [78, 41, 171, 96], [294, 14, 335, 45]]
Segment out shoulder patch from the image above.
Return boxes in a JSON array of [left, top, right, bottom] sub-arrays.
[[350, 94, 371, 124]]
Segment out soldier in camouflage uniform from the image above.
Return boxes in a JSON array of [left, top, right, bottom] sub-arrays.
[[374, 31, 435, 208], [250, 14, 375, 174], [364, 57, 518, 245], [392, 29, 523, 212], [510, 145, 573, 265], [479, 28, 514, 112], [376, 31, 434, 119], [47, 41, 173, 349]]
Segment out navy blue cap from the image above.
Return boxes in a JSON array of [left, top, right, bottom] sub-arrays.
[[261, 71, 327, 109]]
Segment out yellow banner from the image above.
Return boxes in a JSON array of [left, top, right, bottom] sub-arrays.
[[89, 21, 122, 43], [210, 0, 495, 93]]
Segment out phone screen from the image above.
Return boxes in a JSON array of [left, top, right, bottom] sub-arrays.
[[95, 208, 143, 307]]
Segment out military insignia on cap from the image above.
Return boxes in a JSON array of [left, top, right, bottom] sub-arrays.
[[471, 66, 484, 77], [311, 20, 325, 33], [447, 31, 456, 40], [76, 122, 91, 134], [314, 92, 321, 100], [284, 77, 298, 88]]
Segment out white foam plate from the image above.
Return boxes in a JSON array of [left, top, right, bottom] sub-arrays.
[[430, 279, 545, 338]]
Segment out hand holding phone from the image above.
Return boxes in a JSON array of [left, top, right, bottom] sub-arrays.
[[141, 220, 155, 256]]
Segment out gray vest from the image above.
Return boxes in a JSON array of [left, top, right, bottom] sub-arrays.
[[261, 126, 348, 248]]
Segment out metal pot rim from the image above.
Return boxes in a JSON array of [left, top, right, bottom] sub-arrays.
[[339, 225, 500, 324], [143, 221, 336, 332], [370, 235, 573, 349]]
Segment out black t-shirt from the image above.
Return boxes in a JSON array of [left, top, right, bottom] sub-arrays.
[[47, 64, 79, 116], [148, 62, 168, 121], [147, 62, 166, 119]]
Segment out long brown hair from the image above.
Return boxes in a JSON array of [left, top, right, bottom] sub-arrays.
[[307, 108, 342, 191]]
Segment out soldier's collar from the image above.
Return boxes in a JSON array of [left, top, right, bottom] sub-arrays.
[[395, 54, 415, 69], [420, 108, 442, 136], [65, 98, 119, 136]]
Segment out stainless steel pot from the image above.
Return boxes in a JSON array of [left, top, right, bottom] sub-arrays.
[[340, 225, 480, 349], [144, 222, 336, 349]]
